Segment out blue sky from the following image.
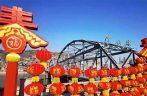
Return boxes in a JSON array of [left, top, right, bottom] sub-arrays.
[[0, 0, 147, 52]]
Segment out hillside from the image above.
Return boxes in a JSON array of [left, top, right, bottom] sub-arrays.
[[0, 50, 60, 66]]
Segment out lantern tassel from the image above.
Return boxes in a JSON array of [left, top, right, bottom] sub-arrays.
[[112, 77, 118, 81], [40, 61, 47, 69], [72, 78, 78, 83], [102, 90, 109, 96], [53, 77, 60, 83], [122, 75, 128, 80], [130, 74, 136, 80], [123, 87, 129, 91], [89, 78, 95, 83], [88, 94, 94, 96], [101, 77, 108, 82]]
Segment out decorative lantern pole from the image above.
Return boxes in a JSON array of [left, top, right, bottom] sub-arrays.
[[0, 6, 49, 96], [84, 67, 98, 96], [128, 66, 140, 96], [98, 68, 110, 96], [135, 57, 147, 96], [68, 65, 83, 96], [120, 67, 131, 92], [109, 68, 122, 95], [49, 64, 66, 95], [143, 64, 147, 88]]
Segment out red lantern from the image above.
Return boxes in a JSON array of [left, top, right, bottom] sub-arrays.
[[110, 92, 120, 96], [36, 48, 52, 61], [137, 88, 147, 94], [143, 64, 147, 71], [98, 82, 110, 90], [136, 77, 146, 83], [24, 83, 44, 95], [49, 64, 65, 77], [26, 63, 45, 76], [84, 83, 98, 94], [121, 92, 132, 96], [130, 80, 140, 87], [143, 74, 147, 79], [68, 83, 83, 95], [110, 68, 121, 77], [130, 91, 140, 96], [135, 57, 146, 64], [68, 66, 82, 77], [136, 66, 144, 73], [128, 66, 138, 74], [98, 68, 110, 77], [85, 67, 97, 78], [120, 80, 131, 87], [121, 67, 130, 75], [110, 82, 122, 90], [49, 83, 66, 95]]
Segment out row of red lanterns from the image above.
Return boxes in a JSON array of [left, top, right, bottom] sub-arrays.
[[22, 48, 147, 96], [48, 57, 147, 96], [24, 48, 52, 95]]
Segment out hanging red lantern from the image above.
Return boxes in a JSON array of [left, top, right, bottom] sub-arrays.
[[121, 92, 132, 96], [26, 63, 45, 76], [120, 67, 130, 76], [36, 48, 52, 61], [98, 82, 110, 90], [98, 68, 110, 77], [68, 83, 83, 95], [110, 68, 121, 77], [136, 66, 144, 73], [85, 67, 97, 83], [143, 64, 147, 71], [110, 92, 121, 96], [130, 80, 140, 87], [68, 65, 82, 83], [49, 64, 65, 83], [110, 68, 121, 81], [129, 90, 140, 96], [136, 77, 146, 83], [120, 80, 131, 88], [84, 83, 98, 95], [49, 83, 66, 95], [24, 83, 44, 95], [85, 67, 97, 78], [110, 82, 122, 91], [49, 64, 65, 77], [143, 74, 147, 79], [68, 65, 82, 77], [135, 57, 146, 64], [137, 88, 147, 94], [128, 66, 138, 75]]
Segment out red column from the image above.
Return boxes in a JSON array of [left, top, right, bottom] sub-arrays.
[[4, 62, 18, 96]]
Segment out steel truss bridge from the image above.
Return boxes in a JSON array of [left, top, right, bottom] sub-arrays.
[[47, 39, 138, 81]]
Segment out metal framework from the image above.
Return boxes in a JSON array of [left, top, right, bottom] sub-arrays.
[[48, 39, 138, 79]]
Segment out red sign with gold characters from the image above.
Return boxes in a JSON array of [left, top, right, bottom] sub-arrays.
[[2, 34, 26, 53]]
